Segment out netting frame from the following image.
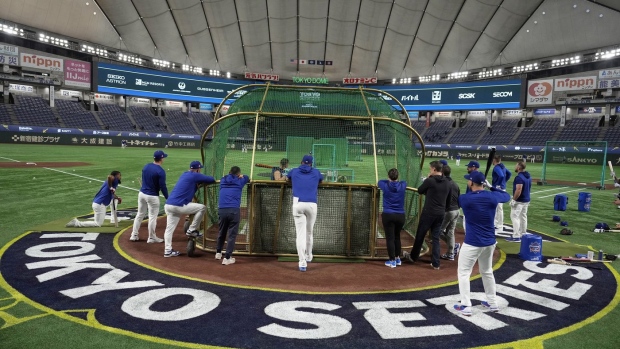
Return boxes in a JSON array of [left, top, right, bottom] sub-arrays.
[[541, 140, 608, 188], [195, 83, 426, 259]]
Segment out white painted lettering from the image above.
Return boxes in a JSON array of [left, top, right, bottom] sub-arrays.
[[61, 269, 163, 298], [25, 242, 96, 258], [121, 288, 220, 321], [504, 271, 591, 300], [26, 255, 113, 282], [496, 285, 569, 310], [523, 261, 593, 280], [41, 233, 100, 241]]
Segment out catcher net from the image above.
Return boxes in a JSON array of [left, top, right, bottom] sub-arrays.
[[197, 84, 424, 258]]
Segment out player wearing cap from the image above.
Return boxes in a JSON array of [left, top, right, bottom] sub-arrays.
[[456, 154, 461, 167], [130, 150, 169, 243], [216, 166, 250, 265], [440, 159, 448, 166], [287, 154, 323, 272], [162, 161, 216, 257], [491, 155, 511, 236], [507, 161, 532, 243], [454, 171, 510, 316], [461, 160, 480, 233], [66, 171, 122, 228]]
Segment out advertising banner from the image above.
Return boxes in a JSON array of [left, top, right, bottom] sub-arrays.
[[554, 76, 597, 91], [165, 101, 183, 108], [533, 108, 556, 115], [343, 77, 377, 84], [20, 53, 63, 71], [502, 110, 523, 116], [244, 72, 279, 82], [94, 93, 114, 101], [560, 106, 567, 127], [408, 111, 419, 120], [9, 84, 34, 93], [599, 69, 620, 80], [434, 111, 453, 117], [0, 44, 18, 55], [578, 107, 603, 114], [467, 111, 486, 117], [64, 59, 91, 88], [96, 63, 250, 104], [199, 103, 213, 111], [60, 90, 82, 98], [527, 79, 553, 106], [598, 79, 620, 89], [0, 54, 18, 66], [379, 79, 522, 111]]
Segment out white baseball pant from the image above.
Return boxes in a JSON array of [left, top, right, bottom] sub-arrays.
[[457, 242, 498, 308], [71, 202, 108, 227], [293, 200, 317, 264], [163, 203, 206, 252], [494, 203, 504, 234], [510, 202, 530, 239], [131, 192, 161, 239]]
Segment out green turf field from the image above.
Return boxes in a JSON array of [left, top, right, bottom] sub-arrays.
[[1, 144, 620, 348]]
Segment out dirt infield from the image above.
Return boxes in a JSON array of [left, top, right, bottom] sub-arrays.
[[120, 217, 497, 293], [0, 162, 91, 168]]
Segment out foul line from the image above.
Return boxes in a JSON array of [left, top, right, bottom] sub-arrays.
[[531, 186, 569, 194], [0, 156, 21, 162], [43, 167, 140, 193], [537, 188, 584, 199]]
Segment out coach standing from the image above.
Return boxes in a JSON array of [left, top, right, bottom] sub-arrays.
[[491, 155, 511, 236], [439, 165, 461, 261], [162, 161, 216, 257], [287, 155, 323, 272], [403, 161, 451, 269], [454, 171, 510, 316], [66, 171, 122, 228], [378, 168, 407, 268], [130, 150, 169, 243], [507, 161, 532, 243], [216, 166, 250, 265]]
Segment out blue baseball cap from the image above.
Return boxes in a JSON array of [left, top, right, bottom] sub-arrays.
[[190, 161, 204, 169], [440, 159, 448, 166], [464, 171, 485, 185], [552, 215, 561, 222], [302, 155, 313, 164], [561, 221, 569, 226], [154, 150, 168, 159], [466, 160, 480, 168]]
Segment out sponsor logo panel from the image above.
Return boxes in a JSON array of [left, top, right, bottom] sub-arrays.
[[20, 53, 63, 71], [554, 76, 597, 91], [527, 79, 553, 106]]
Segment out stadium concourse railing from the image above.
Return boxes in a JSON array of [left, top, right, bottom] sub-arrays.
[[192, 181, 423, 260]]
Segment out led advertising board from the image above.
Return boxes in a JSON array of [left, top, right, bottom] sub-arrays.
[[95, 62, 251, 104], [378, 79, 523, 111]]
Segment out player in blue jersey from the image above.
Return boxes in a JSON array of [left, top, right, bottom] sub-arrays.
[[130, 150, 169, 243], [491, 155, 511, 235], [66, 171, 122, 228], [162, 161, 216, 257], [507, 161, 532, 243], [216, 166, 250, 265], [454, 171, 510, 316], [287, 155, 323, 272]]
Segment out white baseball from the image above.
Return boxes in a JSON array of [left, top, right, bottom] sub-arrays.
[[33, 177, 36, 179]]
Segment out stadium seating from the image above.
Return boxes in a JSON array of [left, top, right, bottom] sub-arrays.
[[410, 120, 426, 138], [423, 119, 453, 143], [13, 95, 59, 127], [165, 109, 200, 134], [191, 112, 214, 137], [129, 106, 168, 131], [603, 123, 620, 147], [478, 118, 520, 145], [555, 118, 601, 141], [448, 120, 487, 144], [97, 103, 136, 131], [0, 104, 11, 124], [55, 99, 100, 130], [514, 118, 561, 146]]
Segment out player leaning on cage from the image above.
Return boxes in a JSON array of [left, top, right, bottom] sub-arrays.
[[507, 161, 532, 243], [130, 150, 169, 243], [216, 166, 250, 265], [377, 168, 407, 268], [66, 171, 122, 228]]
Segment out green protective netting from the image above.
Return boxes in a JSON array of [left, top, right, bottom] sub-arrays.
[[541, 141, 608, 188]]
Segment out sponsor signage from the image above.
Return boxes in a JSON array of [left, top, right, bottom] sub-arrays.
[[409, 111, 419, 120], [599, 69, 620, 80], [199, 103, 213, 111], [343, 77, 377, 84], [0, 43, 18, 55], [244, 72, 279, 81], [292, 76, 329, 84], [380, 79, 522, 111], [94, 93, 114, 101], [598, 79, 620, 89], [96, 63, 251, 104], [502, 110, 523, 116], [534, 108, 556, 115], [9, 83, 34, 93], [64, 59, 91, 88], [131, 97, 150, 104], [20, 53, 63, 71], [554, 76, 597, 91], [527, 79, 553, 106], [434, 111, 453, 117], [578, 107, 602, 114], [467, 110, 486, 117], [0, 53, 19, 66], [165, 101, 184, 108], [616, 106, 620, 113], [60, 89, 82, 98]]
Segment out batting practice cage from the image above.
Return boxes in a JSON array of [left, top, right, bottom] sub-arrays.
[[540, 141, 608, 188], [191, 84, 425, 259]]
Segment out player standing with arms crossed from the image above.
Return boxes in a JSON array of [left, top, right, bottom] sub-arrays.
[[216, 166, 250, 265], [287, 155, 323, 272], [454, 171, 510, 316], [507, 161, 532, 243], [130, 150, 169, 243], [162, 161, 216, 257], [378, 168, 406, 268], [491, 155, 511, 236], [66, 171, 122, 228]]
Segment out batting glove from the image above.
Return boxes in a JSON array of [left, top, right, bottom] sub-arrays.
[[483, 180, 492, 188], [510, 199, 517, 207]]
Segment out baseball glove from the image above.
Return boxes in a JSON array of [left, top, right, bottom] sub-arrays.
[[560, 228, 573, 235], [605, 254, 618, 261]]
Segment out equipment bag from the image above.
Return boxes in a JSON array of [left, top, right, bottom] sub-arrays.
[[554, 194, 568, 211]]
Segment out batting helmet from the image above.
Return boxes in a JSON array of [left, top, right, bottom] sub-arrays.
[[552, 215, 561, 222], [560, 221, 569, 226]]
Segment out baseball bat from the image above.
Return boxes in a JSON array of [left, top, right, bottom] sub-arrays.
[[608, 161, 617, 182], [484, 147, 496, 178], [255, 163, 273, 169], [547, 258, 602, 270], [112, 198, 118, 228]]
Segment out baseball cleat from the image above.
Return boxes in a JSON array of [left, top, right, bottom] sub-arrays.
[[186, 230, 203, 238], [129, 235, 140, 242], [481, 301, 499, 312], [65, 218, 79, 227], [215, 252, 222, 260], [164, 250, 181, 257], [454, 304, 472, 316], [222, 257, 236, 265]]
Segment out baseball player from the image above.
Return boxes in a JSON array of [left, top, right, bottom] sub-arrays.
[[271, 158, 290, 181], [462, 160, 480, 233], [455, 154, 461, 166], [162, 161, 216, 257], [66, 171, 122, 228], [130, 150, 169, 243], [454, 171, 510, 316], [378, 168, 407, 268], [507, 161, 532, 243], [491, 155, 511, 235], [439, 165, 461, 261], [287, 154, 323, 272], [216, 166, 250, 265]]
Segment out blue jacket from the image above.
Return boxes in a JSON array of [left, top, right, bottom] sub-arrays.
[[93, 177, 119, 206], [166, 171, 216, 206], [492, 163, 512, 190], [459, 188, 511, 247], [378, 179, 406, 214], [219, 174, 250, 209], [288, 165, 323, 203], [140, 163, 168, 199], [513, 171, 532, 202]]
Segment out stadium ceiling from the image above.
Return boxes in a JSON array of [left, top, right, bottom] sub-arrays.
[[1, 0, 619, 80]]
